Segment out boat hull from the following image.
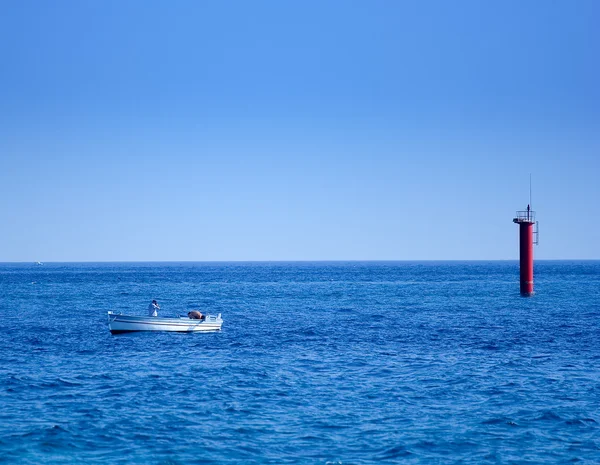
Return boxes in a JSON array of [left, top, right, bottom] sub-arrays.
[[108, 312, 223, 333]]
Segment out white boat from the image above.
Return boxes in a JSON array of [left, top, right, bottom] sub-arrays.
[[107, 311, 223, 334]]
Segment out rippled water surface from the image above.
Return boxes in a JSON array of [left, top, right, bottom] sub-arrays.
[[1, 261, 599, 464]]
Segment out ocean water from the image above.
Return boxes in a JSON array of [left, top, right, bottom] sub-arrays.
[[1, 261, 599, 464]]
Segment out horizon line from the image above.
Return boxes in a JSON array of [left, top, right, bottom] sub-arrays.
[[2, 259, 600, 264]]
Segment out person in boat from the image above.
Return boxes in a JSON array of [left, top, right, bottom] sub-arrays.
[[148, 299, 160, 317], [188, 310, 204, 320]]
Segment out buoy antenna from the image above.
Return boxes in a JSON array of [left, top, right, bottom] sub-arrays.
[[529, 173, 532, 210]]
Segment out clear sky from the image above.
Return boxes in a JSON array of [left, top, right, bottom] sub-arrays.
[[1, 0, 598, 261]]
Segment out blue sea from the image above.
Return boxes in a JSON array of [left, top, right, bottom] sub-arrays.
[[1, 261, 599, 464]]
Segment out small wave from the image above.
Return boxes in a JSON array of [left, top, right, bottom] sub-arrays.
[[531, 353, 553, 359], [481, 344, 500, 351], [535, 411, 562, 421], [482, 418, 517, 426], [48, 424, 69, 433], [314, 423, 348, 430], [38, 378, 81, 389], [376, 445, 412, 459], [74, 373, 113, 381], [565, 418, 598, 426], [13, 424, 72, 441], [415, 440, 437, 450], [56, 378, 82, 386], [299, 435, 321, 441]]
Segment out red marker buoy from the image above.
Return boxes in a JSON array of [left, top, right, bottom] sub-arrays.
[[513, 204, 538, 296]]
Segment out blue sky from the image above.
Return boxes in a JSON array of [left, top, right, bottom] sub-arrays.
[[1, 0, 598, 261]]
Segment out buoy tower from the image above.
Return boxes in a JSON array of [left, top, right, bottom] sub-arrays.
[[513, 205, 538, 296]]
